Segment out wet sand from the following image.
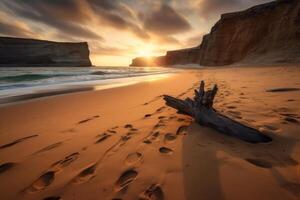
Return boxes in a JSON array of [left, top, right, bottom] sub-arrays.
[[0, 65, 299, 200]]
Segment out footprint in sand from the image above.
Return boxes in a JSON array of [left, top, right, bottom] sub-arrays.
[[82, 146, 88, 151], [284, 117, 299, 124], [107, 135, 133, 156], [144, 114, 152, 118], [227, 106, 237, 109], [127, 130, 138, 136], [159, 147, 173, 155], [158, 116, 166, 120], [139, 184, 164, 200], [77, 115, 100, 124], [107, 129, 117, 134], [95, 133, 111, 144], [27, 171, 55, 193], [176, 126, 188, 136], [51, 152, 79, 172], [130, 128, 139, 132], [0, 162, 15, 174], [115, 169, 138, 192], [0, 134, 38, 149], [153, 120, 166, 129], [125, 152, 143, 166], [143, 96, 163, 106], [34, 142, 63, 154], [61, 128, 76, 133], [124, 124, 133, 129], [43, 196, 61, 200], [121, 135, 131, 142], [72, 163, 97, 184], [164, 133, 177, 143], [27, 152, 79, 192], [266, 88, 300, 92], [156, 106, 166, 113], [151, 132, 160, 141], [143, 131, 160, 144], [143, 139, 152, 144], [245, 158, 272, 168]]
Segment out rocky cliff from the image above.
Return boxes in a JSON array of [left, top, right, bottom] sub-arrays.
[[0, 37, 92, 67], [131, 0, 300, 66]]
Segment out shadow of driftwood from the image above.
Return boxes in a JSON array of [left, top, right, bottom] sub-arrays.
[[182, 125, 224, 200], [182, 123, 299, 200]]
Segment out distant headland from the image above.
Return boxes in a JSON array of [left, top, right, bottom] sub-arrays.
[[0, 37, 92, 67]]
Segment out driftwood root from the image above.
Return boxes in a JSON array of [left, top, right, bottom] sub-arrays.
[[163, 81, 272, 143]]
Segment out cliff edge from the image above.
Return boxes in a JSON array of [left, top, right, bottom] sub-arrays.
[[0, 37, 92, 67], [131, 0, 300, 66]]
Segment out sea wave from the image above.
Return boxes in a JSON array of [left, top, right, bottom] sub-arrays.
[[0, 74, 73, 82], [0, 66, 177, 99]]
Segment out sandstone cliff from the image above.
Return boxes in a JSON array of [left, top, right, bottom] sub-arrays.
[[131, 0, 300, 66], [0, 37, 92, 67]]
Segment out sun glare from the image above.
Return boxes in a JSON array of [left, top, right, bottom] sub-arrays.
[[137, 44, 155, 58]]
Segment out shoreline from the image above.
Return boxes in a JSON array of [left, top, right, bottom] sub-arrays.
[[0, 72, 174, 106], [1, 63, 297, 106]]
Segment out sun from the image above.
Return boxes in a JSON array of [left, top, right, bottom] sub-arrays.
[[137, 44, 155, 58]]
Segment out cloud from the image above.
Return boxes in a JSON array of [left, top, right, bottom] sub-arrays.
[[92, 46, 134, 57], [144, 4, 192, 35], [0, 10, 38, 38], [197, 0, 241, 19], [153, 35, 181, 46], [0, 0, 103, 40], [197, 0, 272, 19], [87, 0, 150, 40], [0, 21, 34, 38], [0, 0, 191, 43]]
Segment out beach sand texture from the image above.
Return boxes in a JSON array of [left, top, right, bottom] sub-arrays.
[[0, 65, 300, 200]]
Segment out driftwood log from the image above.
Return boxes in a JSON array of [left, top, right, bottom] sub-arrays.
[[163, 81, 272, 143]]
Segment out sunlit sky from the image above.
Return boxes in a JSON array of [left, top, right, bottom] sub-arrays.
[[0, 0, 271, 66]]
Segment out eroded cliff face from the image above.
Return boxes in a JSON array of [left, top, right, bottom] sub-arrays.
[[131, 0, 300, 67], [0, 37, 92, 67], [198, 0, 300, 65]]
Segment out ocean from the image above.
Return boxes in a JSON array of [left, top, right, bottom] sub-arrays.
[[0, 66, 176, 102]]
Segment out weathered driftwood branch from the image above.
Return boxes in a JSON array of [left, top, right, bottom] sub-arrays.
[[163, 81, 272, 143]]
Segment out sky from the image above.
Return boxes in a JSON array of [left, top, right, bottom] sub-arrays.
[[0, 0, 272, 66]]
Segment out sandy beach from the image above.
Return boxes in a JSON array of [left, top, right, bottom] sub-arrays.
[[0, 65, 300, 200]]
